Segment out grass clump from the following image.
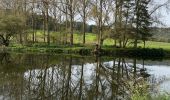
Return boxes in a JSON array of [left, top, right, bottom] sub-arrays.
[[131, 81, 170, 100]]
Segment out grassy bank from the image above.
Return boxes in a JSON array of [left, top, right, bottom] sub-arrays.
[[0, 44, 169, 59], [12, 30, 170, 46], [10, 30, 170, 49], [1, 31, 170, 58], [23, 31, 170, 48]]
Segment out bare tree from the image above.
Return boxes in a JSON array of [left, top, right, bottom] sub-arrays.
[[77, 0, 90, 44]]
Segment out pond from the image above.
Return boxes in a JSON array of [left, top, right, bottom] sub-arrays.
[[0, 53, 170, 100]]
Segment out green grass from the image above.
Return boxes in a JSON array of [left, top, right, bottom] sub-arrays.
[[132, 94, 170, 100], [139, 41, 170, 50], [14, 30, 170, 51]]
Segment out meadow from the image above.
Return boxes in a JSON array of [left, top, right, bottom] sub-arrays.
[[21, 30, 170, 50]]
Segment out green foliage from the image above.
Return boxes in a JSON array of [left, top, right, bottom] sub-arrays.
[[132, 93, 170, 100], [0, 15, 26, 34], [0, 15, 26, 46], [152, 94, 170, 100]]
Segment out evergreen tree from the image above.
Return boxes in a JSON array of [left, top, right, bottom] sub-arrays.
[[133, 0, 151, 48]]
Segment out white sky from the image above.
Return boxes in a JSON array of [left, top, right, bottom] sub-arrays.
[[154, 0, 170, 27], [87, 0, 170, 27], [160, 10, 170, 27]]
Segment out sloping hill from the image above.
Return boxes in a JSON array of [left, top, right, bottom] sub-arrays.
[[151, 28, 170, 42]]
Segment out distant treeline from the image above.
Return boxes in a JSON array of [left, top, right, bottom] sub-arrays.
[[150, 27, 170, 42], [27, 14, 96, 33]]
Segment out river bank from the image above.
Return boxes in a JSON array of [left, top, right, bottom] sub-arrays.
[[0, 45, 169, 58]]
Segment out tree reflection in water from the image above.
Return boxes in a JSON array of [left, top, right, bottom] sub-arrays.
[[0, 53, 153, 100]]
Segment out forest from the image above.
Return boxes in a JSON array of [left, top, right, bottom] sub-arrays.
[[0, 0, 169, 49]]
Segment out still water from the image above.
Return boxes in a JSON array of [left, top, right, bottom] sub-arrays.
[[0, 53, 170, 100]]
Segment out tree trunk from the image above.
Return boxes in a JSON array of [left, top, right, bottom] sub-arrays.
[[134, 0, 140, 48], [3, 40, 9, 46], [134, 39, 138, 48], [144, 40, 146, 48], [114, 0, 118, 47], [99, 0, 103, 48], [0, 36, 10, 46], [70, 14, 73, 45], [42, 11, 46, 43], [83, 0, 86, 44], [69, 0, 74, 46], [123, 3, 130, 48], [19, 33, 23, 44], [65, 6, 68, 45], [46, 8, 50, 45], [31, 2, 35, 44]]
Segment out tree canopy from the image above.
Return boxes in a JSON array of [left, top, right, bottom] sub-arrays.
[[0, 0, 169, 47], [0, 15, 26, 46]]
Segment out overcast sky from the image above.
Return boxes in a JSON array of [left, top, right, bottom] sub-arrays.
[[160, 10, 170, 27], [154, 0, 170, 27], [87, 0, 170, 27]]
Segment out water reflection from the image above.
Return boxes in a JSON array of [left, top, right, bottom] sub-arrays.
[[0, 53, 169, 100]]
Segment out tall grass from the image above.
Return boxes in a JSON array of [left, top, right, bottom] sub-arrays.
[[131, 82, 170, 100]]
